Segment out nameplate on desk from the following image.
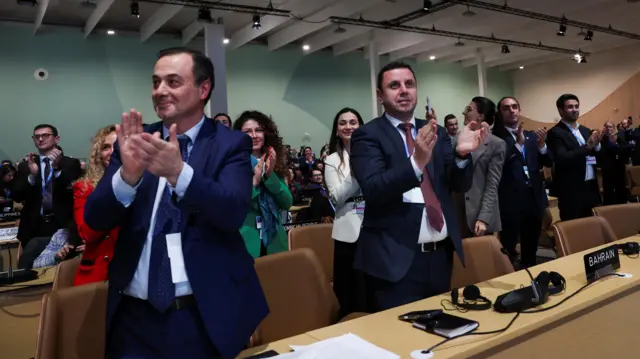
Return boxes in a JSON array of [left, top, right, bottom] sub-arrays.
[[0, 211, 20, 221], [584, 244, 620, 283], [283, 220, 321, 233]]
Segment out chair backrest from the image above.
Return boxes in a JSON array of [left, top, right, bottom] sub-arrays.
[[253, 248, 339, 346], [36, 281, 108, 359], [52, 256, 81, 290], [593, 203, 640, 240], [288, 224, 334, 282], [451, 235, 515, 289], [628, 166, 640, 196], [552, 216, 618, 257]]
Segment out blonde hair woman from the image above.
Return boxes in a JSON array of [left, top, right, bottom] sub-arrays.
[[71, 125, 119, 286]]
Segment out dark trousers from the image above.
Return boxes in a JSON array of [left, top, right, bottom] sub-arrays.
[[558, 180, 602, 221], [333, 240, 366, 318], [500, 190, 543, 268], [108, 296, 221, 359], [365, 243, 452, 312], [20, 214, 58, 247], [602, 167, 628, 205]]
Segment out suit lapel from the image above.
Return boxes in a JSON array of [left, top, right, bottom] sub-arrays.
[[558, 121, 582, 148], [379, 116, 409, 160], [188, 118, 216, 173]]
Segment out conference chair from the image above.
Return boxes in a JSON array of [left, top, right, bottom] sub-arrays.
[[250, 248, 366, 347], [52, 255, 81, 290], [288, 224, 334, 283], [36, 281, 108, 359], [552, 216, 618, 257], [451, 235, 515, 289], [593, 203, 640, 240], [627, 166, 640, 201]]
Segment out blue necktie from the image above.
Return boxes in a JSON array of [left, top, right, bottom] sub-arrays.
[[148, 136, 190, 312]]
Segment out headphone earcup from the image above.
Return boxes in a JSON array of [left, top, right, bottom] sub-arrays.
[[462, 285, 481, 301], [548, 271, 566, 295], [451, 289, 459, 305]]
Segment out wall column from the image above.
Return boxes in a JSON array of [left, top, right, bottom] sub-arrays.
[[204, 18, 227, 117], [476, 48, 487, 96], [368, 39, 381, 118]]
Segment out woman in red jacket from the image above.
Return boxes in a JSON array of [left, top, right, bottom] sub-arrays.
[[72, 125, 118, 286]]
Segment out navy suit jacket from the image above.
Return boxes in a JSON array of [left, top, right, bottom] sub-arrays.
[[350, 115, 472, 283], [495, 128, 551, 217], [84, 118, 268, 359]]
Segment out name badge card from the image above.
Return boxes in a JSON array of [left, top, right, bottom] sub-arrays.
[[586, 156, 597, 165], [583, 244, 620, 283]]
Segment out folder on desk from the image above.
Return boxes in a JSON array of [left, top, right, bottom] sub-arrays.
[[412, 313, 479, 339]]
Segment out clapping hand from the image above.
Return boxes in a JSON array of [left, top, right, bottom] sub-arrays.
[[586, 130, 601, 149], [534, 127, 547, 149], [117, 109, 146, 186], [456, 121, 489, 156], [264, 147, 276, 177], [49, 148, 63, 170], [26, 153, 38, 176], [516, 122, 525, 145], [130, 124, 184, 187], [253, 157, 265, 187], [426, 107, 437, 122], [413, 120, 438, 169]]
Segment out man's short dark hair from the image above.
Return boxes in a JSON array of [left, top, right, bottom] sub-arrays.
[[556, 94, 579, 110], [377, 61, 416, 90], [158, 47, 215, 105], [34, 124, 58, 137], [444, 114, 457, 123]]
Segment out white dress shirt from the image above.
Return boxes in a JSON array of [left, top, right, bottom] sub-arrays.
[[560, 121, 600, 181], [385, 114, 469, 244], [324, 151, 363, 243], [112, 117, 204, 299]]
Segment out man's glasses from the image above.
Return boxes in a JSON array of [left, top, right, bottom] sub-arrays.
[[32, 134, 54, 140]]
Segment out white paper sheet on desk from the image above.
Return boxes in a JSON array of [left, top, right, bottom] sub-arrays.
[[272, 333, 399, 359]]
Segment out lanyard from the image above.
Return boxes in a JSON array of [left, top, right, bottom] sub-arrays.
[[41, 162, 54, 193], [399, 126, 417, 158]]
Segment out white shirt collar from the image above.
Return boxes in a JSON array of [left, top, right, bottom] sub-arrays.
[[385, 113, 416, 130], [162, 115, 205, 143], [560, 119, 580, 131]]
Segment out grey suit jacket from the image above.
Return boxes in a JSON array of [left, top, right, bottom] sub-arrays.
[[462, 133, 506, 233]]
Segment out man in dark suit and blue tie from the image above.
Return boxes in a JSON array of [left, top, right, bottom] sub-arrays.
[[84, 48, 267, 359], [493, 97, 552, 268], [350, 62, 488, 312]]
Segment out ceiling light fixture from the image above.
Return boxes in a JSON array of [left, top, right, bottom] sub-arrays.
[[577, 28, 587, 36], [501, 44, 510, 53], [130, 1, 140, 18], [423, 0, 433, 11], [584, 30, 593, 41], [454, 38, 465, 47], [519, 66, 524, 69], [252, 14, 261, 29], [197, 7, 213, 23], [302, 44, 310, 51], [334, 25, 347, 34], [429, 55, 436, 60], [223, 38, 230, 44], [106, 29, 115, 35], [557, 23, 567, 36]]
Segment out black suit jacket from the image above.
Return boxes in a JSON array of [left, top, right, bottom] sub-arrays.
[[495, 128, 551, 217], [546, 121, 602, 210], [350, 115, 472, 283], [12, 155, 82, 241]]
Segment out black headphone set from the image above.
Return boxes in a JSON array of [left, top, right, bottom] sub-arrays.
[[450, 285, 492, 311], [618, 242, 640, 256], [451, 271, 567, 313]]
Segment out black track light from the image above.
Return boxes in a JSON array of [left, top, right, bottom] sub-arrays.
[[501, 44, 510, 54], [130, 1, 139, 18], [584, 30, 593, 41], [423, 0, 432, 11], [557, 24, 567, 36], [579, 56, 588, 63], [252, 14, 261, 29]]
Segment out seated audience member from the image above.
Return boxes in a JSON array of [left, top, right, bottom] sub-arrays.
[[0, 164, 16, 200], [213, 112, 232, 128], [324, 107, 366, 317], [234, 111, 293, 258], [32, 228, 85, 268], [12, 124, 82, 246], [1, 160, 12, 167], [285, 167, 303, 205], [72, 125, 119, 286], [298, 146, 316, 180], [306, 168, 335, 223]]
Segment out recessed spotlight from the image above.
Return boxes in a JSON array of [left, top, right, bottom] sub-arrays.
[[223, 38, 230, 44], [429, 55, 436, 60], [106, 29, 115, 35], [519, 66, 524, 69], [302, 44, 310, 51], [252, 14, 261, 29], [130, 1, 140, 18]]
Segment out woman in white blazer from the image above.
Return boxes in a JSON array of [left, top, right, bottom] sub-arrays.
[[324, 108, 366, 317]]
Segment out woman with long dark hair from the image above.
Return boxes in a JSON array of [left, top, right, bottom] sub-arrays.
[[234, 111, 292, 258], [324, 107, 366, 317], [0, 164, 16, 200], [455, 97, 506, 238]]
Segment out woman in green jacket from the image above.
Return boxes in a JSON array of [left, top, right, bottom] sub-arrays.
[[234, 111, 293, 258]]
